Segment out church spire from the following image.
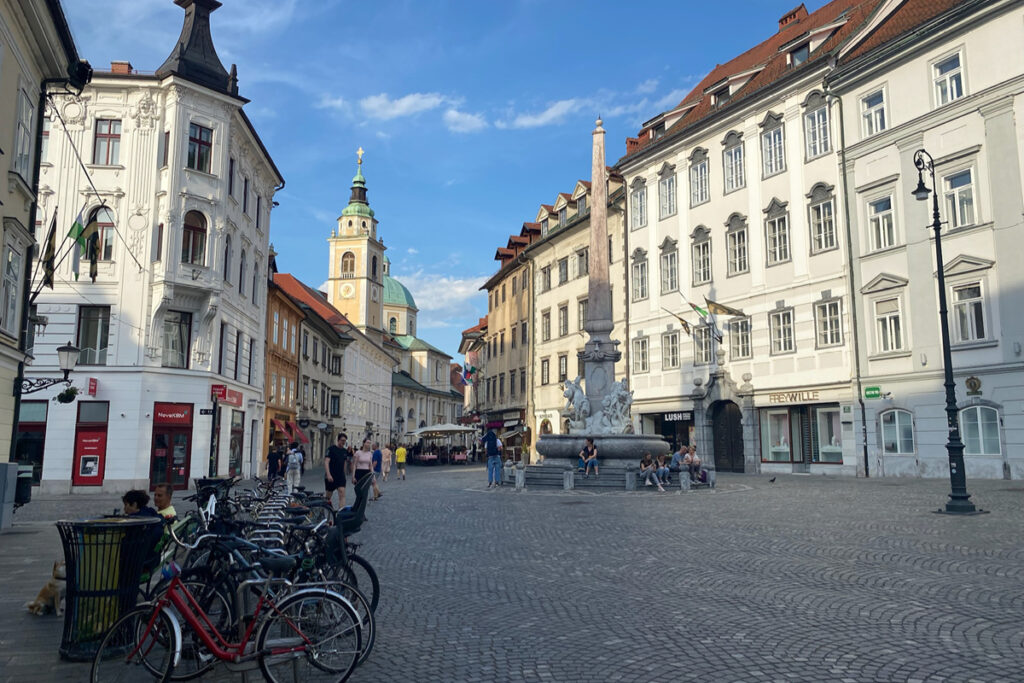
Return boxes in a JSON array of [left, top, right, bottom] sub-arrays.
[[341, 147, 375, 218]]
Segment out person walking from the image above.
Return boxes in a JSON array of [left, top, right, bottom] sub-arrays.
[[324, 433, 351, 509], [284, 441, 303, 494], [481, 428, 503, 489], [382, 443, 393, 481], [267, 442, 284, 480], [371, 442, 384, 500], [352, 439, 375, 490], [395, 443, 407, 480]]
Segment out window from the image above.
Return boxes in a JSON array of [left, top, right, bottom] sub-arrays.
[[182, 211, 207, 265], [256, 196, 262, 230], [577, 249, 589, 277], [541, 266, 551, 292], [761, 120, 785, 176], [862, 90, 886, 136], [92, 119, 122, 165], [41, 115, 50, 163], [228, 158, 235, 196], [809, 187, 836, 253], [578, 299, 588, 331], [243, 178, 250, 214], [162, 130, 170, 167], [723, 133, 745, 192], [512, 277, 518, 296], [770, 309, 794, 354], [881, 409, 914, 455], [1, 242, 23, 336], [558, 305, 568, 337], [694, 326, 713, 365], [540, 219, 549, 237], [868, 196, 896, 251], [187, 123, 212, 172], [521, 321, 528, 344], [223, 235, 232, 282], [541, 311, 551, 341], [765, 211, 790, 265], [76, 307, 110, 366], [283, 318, 289, 352], [659, 174, 677, 218], [726, 214, 748, 275], [761, 409, 793, 462], [790, 43, 810, 66], [251, 264, 259, 305], [520, 369, 526, 394], [388, 317, 397, 335], [815, 300, 842, 347], [960, 406, 1000, 456], [630, 184, 647, 229], [662, 332, 680, 369], [521, 271, 528, 292], [13, 89, 33, 179], [501, 283, 506, 303], [239, 250, 247, 295], [290, 324, 296, 354], [874, 298, 903, 352], [691, 229, 711, 285], [302, 331, 309, 356], [541, 359, 550, 385], [162, 311, 191, 368], [729, 318, 751, 359], [509, 370, 516, 398], [632, 338, 649, 373], [248, 338, 255, 384], [660, 250, 678, 293], [952, 283, 986, 342], [313, 338, 319, 364], [272, 310, 279, 345], [689, 150, 709, 206], [934, 53, 964, 106], [631, 256, 648, 301], [558, 207, 567, 227], [499, 331, 505, 354], [87, 207, 116, 262], [577, 195, 587, 215], [558, 355, 568, 383], [234, 330, 242, 381], [943, 169, 975, 228], [558, 258, 569, 285], [804, 104, 830, 158]]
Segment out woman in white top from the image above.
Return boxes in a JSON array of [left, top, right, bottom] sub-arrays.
[[352, 439, 375, 485]]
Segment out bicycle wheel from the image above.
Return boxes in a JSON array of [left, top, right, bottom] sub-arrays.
[[91, 606, 178, 683], [257, 589, 361, 683], [168, 573, 233, 681], [347, 553, 380, 613], [324, 580, 375, 665]]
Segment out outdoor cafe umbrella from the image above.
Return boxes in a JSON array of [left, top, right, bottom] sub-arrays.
[[405, 423, 477, 462]]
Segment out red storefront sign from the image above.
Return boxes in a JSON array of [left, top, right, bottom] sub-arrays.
[[211, 384, 227, 401], [154, 403, 193, 426], [222, 389, 243, 407], [87, 377, 98, 396], [72, 427, 107, 486]]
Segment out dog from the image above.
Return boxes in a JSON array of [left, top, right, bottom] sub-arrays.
[[25, 560, 66, 616]]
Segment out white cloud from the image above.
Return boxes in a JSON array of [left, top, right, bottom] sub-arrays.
[[655, 88, 689, 110], [495, 98, 583, 129], [635, 78, 659, 95], [391, 268, 488, 331], [407, 248, 419, 255], [443, 108, 488, 133], [316, 95, 348, 112], [360, 92, 446, 120]]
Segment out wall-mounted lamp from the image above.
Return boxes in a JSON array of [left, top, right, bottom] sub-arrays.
[[19, 341, 80, 394]]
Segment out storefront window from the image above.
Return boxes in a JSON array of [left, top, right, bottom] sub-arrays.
[[813, 407, 842, 463], [15, 401, 48, 484], [760, 409, 792, 462]]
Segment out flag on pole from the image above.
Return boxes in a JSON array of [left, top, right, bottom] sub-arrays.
[[68, 210, 87, 248], [660, 307, 691, 335], [41, 210, 57, 289], [689, 301, 709, 320], [704, 296, 745, 317], [88, 234, 99, 283]]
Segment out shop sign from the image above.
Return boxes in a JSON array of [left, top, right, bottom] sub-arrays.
[[298, 419, 311, 428], [87, 377, 98, 396], [864, 386, 882, 400], [663, 412, 692, 422], [154, 403, 193, 425], [768, 390, 820, 404], [211, 384, 227, 401]]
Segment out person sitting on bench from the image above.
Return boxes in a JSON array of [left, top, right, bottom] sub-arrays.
[[580, 438, 599, 478], [683, 445, 703, 482], [639, 453, 665, 492]]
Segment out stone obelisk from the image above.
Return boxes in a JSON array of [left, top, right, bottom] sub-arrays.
[[579, 118, 621, 414]]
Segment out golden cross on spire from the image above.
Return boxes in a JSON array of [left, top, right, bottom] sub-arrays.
[[357, 147, 364, 165]]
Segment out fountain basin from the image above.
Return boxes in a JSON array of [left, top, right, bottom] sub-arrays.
[[536, 433, 670, 467]]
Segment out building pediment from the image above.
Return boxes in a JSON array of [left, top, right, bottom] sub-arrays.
[[860, 273, 909, 295], [657, 161, 676, 177], [571, 180, 591, 200], [940, 255, 994, 277], [659, 236, 678, 252], [553, 193, 571, 211], [535, 204, 556, 223], [631, 247, 647, 263]]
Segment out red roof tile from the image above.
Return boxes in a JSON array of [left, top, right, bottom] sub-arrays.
[[844, 0, 963, 61], [274, 273, 352, 332]]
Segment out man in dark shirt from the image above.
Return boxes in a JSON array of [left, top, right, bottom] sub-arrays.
[[267, 442, 284, 480], [324, 433, 351, 508]]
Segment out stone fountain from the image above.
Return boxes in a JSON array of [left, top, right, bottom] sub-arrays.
[[535, 119, 669, 467]]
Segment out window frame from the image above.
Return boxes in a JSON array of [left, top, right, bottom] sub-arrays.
[[1, 238, 25, 338], [87, 206, 116, 262], [867, 195, 897, 252], [661, 331, 680, 370], [725, 214, 748, 276], [541, 310, 551, 342], [76, 305, 111, 366], [942, 168, 976, 229], [557, 304, 569, 337], [722, 132, 745, 194], [959, 405, 1000, 456], [659, 173, 677, 219], [760, 117, 786, 178], [950, 280, 988, 344], [880, 408, 915, 455], [631, 258, 648, 302], [769, 308, 795, 355], [92, 118, 122, 166], [632, 337, 649, 374], [729, 318, 751, 360], [873, 296, 905, 354], [540, 359, 550, 385], [630, 181, 647, 230], [557, 257, 569, 285], [688, 149, 709, 207], [803, 103, 831, 160], [764, 207, 791, 266], [186, 122, 213, 173], [13, 88, 35, 180], [558, 354, 568, 383], [932, 51, 965, 107], [161, 310, 192, 369], [814, 298, 843, 348], [660, 249, 678, 294], [691, 229, 711, 285], [181, 211, 208, 266], [861, 89, 887, 137]]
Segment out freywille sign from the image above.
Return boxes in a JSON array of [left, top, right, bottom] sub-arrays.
[[768, 390, 820, 404]]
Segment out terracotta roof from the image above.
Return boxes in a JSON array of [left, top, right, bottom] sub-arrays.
[[540, 204, 556, 215], [621, 0, 880, 160], [494, 247, 514, 262], [521, 222, 542, 235], [580, 181, 592, 189], [558, 192, 572, 201], [844, 0, 963, 61], [273, 273, 351, 331], [461, 317, 488, 336], [508, 235, 530, 247]]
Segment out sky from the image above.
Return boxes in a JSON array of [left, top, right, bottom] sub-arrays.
[[64, 0, 830, 360]]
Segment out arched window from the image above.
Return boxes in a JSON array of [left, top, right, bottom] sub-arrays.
[[87, 207, 116, 261], [182, 210, 206, 265], [389, 317, 397, 334], [223, 234, 232, 282], [880, 409, 914, 455], [408, 316, 415, 336], [371, 255, 378, 279], [341, 251, 355, 276], [540, 419, 552, 435], [435, 361, 442, 381], [239, 250, 247, 296], [251, 264, 259, 304], [959, 406, 1000, 455]]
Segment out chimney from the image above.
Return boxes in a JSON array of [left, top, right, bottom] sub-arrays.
[[110, 61, 133, 74], [778, 3, 808, 31]]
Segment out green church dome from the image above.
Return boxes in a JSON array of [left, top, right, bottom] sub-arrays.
[[384, 274, 417, 309]]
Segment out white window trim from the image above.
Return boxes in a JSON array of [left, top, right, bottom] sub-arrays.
[[866, 193, 898, 253], [761, 125, 786, 177], [769, 308, 795, 355], [931, 48, 966, 109], [693, 326, 714, 365], [860, 86, 888, 138], [724, 143, 745, 194], [871, 294, 907, 356], [959, 405, 1001, 456], [727, 227, 748, 276], [809, 196, 837, 254], [880, 408, 916, 455], [941, 166, 977, 230], [659, 174, 677, 219], [692, 239, 711, 285], [661, 332, 680, 370], [632, 337, 649, 373], [948, 277, 990, 345], [804, 105, 831, 159], [814, 298, 843, 348], [765, 214, 791, 266], [729, 318, 752, 360]]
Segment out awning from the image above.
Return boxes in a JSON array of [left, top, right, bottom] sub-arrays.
[[503, 419, 520, 427], [287, 421, 310, 444], [271, 419, 289, 436]]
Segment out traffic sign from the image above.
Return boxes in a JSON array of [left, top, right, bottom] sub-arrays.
[[864, 386, 882, 400], [199, 408, 215, 416]]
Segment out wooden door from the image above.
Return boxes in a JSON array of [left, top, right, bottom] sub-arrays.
[[712, 402, 744, 472]]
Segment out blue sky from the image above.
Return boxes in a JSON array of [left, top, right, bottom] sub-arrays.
[[65, 0, 829, 360]]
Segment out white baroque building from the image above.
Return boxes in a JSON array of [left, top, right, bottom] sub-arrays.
[[24, 0, 282, 492]]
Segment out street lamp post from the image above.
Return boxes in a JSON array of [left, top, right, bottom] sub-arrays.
[[18, 341, 80, 394], [912, 149, 981, 514]]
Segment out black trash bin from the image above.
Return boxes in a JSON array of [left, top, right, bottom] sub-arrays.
[[14, 465, 32, 505], [55, 517, 164, 661]]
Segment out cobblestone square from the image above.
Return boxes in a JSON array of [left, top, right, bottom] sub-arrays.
[[2, 466, 1023, 682]]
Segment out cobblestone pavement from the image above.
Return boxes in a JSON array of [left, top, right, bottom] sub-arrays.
[[2, 466, 1023, 682]]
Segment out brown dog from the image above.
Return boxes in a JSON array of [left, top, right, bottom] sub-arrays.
[[25, 560, 66, 616]]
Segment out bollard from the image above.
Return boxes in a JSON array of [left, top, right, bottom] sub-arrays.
[[563, 469, 574, 490], [680, 475, 691, 492], [707, 467, 716, 489], [515, 462, 526, 490], [624, 469, 637, 491]]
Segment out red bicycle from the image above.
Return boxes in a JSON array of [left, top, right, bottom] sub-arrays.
[[91, 537, 362, 682]]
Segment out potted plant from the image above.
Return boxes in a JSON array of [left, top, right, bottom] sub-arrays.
[[54, 385, 79, 404]]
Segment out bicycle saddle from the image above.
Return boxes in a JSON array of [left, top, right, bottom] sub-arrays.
[[259, 554, 298, 574]]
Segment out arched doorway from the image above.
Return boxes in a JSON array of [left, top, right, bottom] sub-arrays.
[[540, 419, 552, 435], [711, 401, 744, 472]]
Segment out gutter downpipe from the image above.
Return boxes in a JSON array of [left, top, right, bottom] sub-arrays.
[[824, 81, 870, 478]]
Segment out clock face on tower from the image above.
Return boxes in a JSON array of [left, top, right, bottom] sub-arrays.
[[340, 283, 355, 299], [371, 285, 379, 302]]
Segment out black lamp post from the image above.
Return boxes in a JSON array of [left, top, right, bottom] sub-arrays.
[[912, 149, 981, 514], [19, 341, 80, 394]]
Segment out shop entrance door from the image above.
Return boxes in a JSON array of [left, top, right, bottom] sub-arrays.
[[712, 401, 744, 472], [150, 429, 191, 489]]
